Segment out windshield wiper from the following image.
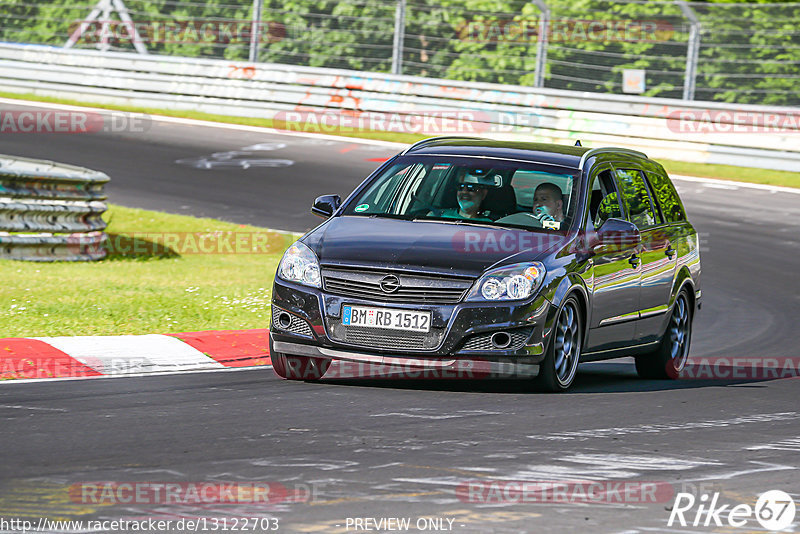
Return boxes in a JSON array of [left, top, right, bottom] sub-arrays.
[[414, 217, 504, 229]]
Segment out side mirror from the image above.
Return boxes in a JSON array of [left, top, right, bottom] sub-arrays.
[[595, 218, 641, 249], [312, 194, 341, 218]]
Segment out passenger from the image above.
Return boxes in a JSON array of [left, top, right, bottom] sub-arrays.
[[437, 171, 493, 221], [532, 182, 565, 222]]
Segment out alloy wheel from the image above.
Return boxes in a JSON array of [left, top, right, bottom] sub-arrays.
[[669, 295, 691, 371], [553, 301, 581, 386]]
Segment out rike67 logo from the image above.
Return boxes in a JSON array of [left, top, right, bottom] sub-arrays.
[[668, 489, 796, 530]]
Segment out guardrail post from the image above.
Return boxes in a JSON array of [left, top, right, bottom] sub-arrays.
[[249, 0, 264, 63], [677, 0, 700, 101], [391, 0, 406, 75], [532, 0, 550, 88]]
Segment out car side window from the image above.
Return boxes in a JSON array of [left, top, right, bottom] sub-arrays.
[[646, 171, 687, 223], [614, 168, 659, 229], [396, 165, 429, 214], [357, 163, 432, 215], [590, 169, 623, 229], [355, 164, 411, 214]]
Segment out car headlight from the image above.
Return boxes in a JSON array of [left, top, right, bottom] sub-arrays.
[[466, 262, 546, 301], [278, 241, 321, 288]]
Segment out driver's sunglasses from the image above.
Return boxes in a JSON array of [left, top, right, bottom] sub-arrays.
[[458, 183, 484, 192]]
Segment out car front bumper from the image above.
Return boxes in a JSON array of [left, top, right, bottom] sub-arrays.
[[269, 278, 554, 371]]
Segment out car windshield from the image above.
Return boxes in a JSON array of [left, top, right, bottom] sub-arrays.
[[342, 156, 580, 231]]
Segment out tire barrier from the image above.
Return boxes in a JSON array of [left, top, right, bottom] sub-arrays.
[[0, 43, 798, 171], [0, 200, 107, 232], [0, 154, 109, 261]]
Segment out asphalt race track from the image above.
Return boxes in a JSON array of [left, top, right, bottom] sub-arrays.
[[2, 101, 799, 533]]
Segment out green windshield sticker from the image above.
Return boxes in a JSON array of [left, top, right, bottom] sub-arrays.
[[354, 203, 370, 212], [432, 163, 451, 170]]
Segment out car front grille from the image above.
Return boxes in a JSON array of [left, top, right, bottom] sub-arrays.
[[321, 266, 473, 304], [458, 327, 534, 352], [342, 326, 427, 350], [326, 317, 445, 351]]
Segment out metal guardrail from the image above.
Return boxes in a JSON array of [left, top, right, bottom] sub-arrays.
[[0, 154, 109, 261], [0, 43, 798, 172]]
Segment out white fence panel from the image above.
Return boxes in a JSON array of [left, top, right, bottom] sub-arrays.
[[0, 43, 797, 171]]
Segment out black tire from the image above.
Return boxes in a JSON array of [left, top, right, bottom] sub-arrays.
[[534, 295, 583, 392], [635, 289, 693, 379], [271, 352, 331, 381]]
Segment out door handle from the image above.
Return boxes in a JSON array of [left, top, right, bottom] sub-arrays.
[[665, 246, 677, 259], [628, 254, 640, 268]]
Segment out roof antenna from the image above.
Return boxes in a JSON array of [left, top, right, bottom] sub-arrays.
[[575, 140, 582, 147]]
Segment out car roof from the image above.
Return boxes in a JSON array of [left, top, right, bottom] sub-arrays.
[[404, 137, 648, 170]]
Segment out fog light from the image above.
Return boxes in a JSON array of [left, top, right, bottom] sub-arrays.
[[491, 331, 512, 349], [277, 312, 292, 329]]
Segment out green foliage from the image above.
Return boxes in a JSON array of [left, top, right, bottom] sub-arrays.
[[0, 0, 254, 59], [0, 0, 797, 105], [257, 0, 394, 70], [690, 2, 800, 105]]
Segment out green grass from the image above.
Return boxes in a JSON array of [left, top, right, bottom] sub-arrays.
[[0, 205, 299, 337], [3, 90, 797, 188], [658, 159, 800, 188]]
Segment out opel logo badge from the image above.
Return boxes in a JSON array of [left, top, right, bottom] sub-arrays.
[[379, 274, 400, 293]]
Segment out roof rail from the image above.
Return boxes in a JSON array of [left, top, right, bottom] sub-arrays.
[[400, 136, 484, 155], [578, 147, 648, 170]]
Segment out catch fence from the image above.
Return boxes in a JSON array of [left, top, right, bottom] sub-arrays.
[[1, 0, 798, 106]]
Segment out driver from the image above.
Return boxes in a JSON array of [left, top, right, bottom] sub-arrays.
[[494, 181, 566, 228], [532, 182, 565, 222], [437, 170, 494, 221]]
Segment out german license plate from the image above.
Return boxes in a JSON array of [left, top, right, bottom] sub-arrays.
[[342, 305, 431, 333]]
